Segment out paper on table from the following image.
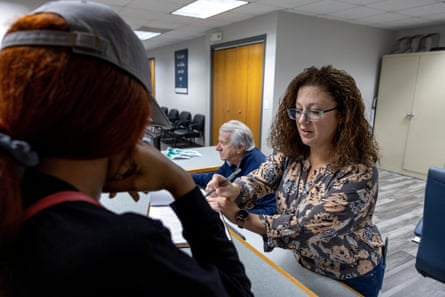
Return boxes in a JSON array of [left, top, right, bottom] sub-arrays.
[[149, 198, 232, 248], [165, 147, 202, 160], [150, 206, 189, 247], [149, 190, 174, 206]]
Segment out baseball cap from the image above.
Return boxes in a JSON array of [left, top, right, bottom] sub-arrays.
[[0, 0, 171, 128]]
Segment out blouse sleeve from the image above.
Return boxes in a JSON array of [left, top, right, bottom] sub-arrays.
[[234, 151, 287, 210]]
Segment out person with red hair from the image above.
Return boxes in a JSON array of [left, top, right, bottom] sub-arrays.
[[0, 1, 253, 297]]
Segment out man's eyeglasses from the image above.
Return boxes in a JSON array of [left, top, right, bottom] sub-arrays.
[[287, 106, 337, 122]]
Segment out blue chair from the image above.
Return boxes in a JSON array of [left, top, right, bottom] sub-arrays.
[[415, 167, 445, 284], [412, 217, 423, 243]]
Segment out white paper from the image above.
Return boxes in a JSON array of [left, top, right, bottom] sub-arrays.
[[149, 206, 231, 248]]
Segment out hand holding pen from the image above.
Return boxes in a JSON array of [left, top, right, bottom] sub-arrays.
[[205, 168, 241, 197]]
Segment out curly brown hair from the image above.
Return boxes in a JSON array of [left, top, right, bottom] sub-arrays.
[[268, 65, 379, 170]]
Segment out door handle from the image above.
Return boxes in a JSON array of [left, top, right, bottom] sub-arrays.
[[406, 112, 415, 119]]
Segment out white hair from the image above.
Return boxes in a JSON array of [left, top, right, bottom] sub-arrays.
[[219, 120, 255, 151]]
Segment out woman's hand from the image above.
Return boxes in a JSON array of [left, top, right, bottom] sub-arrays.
[[207, 196, 240, 224], [205, 173, 241, 201], [104, 141, 195, 199]]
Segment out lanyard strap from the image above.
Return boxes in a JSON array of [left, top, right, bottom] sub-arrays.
[[23, 191, 102, 221]]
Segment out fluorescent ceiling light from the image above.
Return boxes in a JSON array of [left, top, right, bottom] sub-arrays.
[[134, 30, 161, 40], [172, 0, 248, 19]]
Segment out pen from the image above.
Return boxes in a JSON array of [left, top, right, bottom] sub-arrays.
[[205, 167, 241, 197]]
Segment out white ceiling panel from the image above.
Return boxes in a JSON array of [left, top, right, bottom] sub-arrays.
[[1, 0, 444, 50]]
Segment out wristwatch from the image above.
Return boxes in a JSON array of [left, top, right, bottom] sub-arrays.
[[235, 209, 249, 228]]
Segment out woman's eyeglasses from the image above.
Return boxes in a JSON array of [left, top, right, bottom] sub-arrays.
[[287, 107, 337, 122]]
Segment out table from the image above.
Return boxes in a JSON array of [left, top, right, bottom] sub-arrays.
[[183, 228, 318, 297], [100, 192, 317, 297], [165, 145, 363, 296], [100, 145, 362, 297], [162, 146, 221, 173], [225, 221, 363, 297]]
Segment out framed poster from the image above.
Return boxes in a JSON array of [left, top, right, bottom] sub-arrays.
[[175, 49, 188, 94]]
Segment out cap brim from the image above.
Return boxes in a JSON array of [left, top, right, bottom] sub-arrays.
[[149, 99, 172, 128]]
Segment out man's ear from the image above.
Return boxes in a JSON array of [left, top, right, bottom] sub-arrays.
[[237, 145, 246, 155]]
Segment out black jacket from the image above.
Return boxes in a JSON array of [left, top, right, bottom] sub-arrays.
[[11, 171, 253, 297]]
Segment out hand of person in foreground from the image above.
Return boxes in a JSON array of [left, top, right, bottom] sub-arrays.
[[104, 141, 195, 200]]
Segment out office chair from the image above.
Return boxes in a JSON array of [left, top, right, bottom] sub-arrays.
[[172, 113, 205, 147], [160, 108, 179, 141], [160, 106, 168, 116], [162, 110, 191, 143], [412, 217, 423, 243], [415, 167, 445, 284], [167, 108, 179, 124]]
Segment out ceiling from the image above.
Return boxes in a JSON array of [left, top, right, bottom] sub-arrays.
[[3, 0, 445, 50]]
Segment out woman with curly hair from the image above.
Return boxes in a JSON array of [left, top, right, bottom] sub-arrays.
[[207, 65, 385, 297]]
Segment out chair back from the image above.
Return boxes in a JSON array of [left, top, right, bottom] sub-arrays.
[[177, 111, 192, 124], [167, 108, 179, 123], [415, 167, 445, 284], [191, 114, 205, 132], [161, 106, 168, 116]]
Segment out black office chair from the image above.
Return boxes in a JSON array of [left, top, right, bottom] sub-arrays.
[[160, 106, 168, 117], [162, 110, 191, 143], [160, 108, 179, 141], [172, 113, 205, 147], [415, 167, 445, 284], [167, 108, 179, 124], [174, 111, 192, 130]]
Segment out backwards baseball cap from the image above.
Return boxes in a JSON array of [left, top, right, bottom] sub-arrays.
[[0, 0, 171, 128]]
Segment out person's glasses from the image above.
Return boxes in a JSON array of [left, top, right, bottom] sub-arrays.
[[287, 106, 337, 122]]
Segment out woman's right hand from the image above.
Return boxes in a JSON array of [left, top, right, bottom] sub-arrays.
[[206, 174, 241, 201], [104, 141, 195, 199]]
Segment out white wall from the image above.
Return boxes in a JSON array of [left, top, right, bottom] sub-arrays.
[[273, 12, 395, 145], [146, 11, 395, 154], [149, 37, 209, 119]]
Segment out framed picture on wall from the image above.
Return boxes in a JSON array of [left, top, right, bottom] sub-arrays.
[[175, 49, 188, 94]]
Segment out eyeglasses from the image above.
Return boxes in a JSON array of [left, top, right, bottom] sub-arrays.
[[287, 106, 337, 122]]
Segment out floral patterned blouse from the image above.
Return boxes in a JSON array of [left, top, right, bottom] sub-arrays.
[[234, 151, 384, 280]]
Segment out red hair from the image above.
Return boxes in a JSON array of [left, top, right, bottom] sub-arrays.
[[0, 12, 150, 288]]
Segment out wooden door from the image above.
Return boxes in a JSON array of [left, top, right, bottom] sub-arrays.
[[211, 42, 264, 146], [148, 57, 155, 97]]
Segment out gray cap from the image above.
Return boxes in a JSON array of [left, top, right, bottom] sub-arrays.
[[0, 0, 171, 128]]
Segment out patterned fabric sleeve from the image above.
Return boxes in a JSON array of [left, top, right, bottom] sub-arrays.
[[234, 151, 287, 209]]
